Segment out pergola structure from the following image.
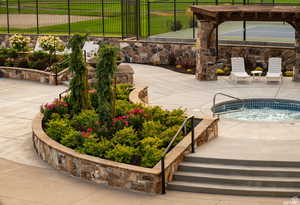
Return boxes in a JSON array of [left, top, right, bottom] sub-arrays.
[[191, 5, 300, 81]]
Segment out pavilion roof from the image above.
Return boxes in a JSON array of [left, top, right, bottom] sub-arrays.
[[191, 5, 300, 24]]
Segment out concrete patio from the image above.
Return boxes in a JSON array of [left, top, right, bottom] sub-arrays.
[[1, 64, 300, 204]]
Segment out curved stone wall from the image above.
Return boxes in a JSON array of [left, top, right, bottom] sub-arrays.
[[32, 87, 218, 193]]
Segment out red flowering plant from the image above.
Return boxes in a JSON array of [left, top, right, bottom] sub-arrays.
[[126, 108, 148, 130], [41, 98, 70, 122], [81, 128, 94, 138], [112, 115, 129, 131]]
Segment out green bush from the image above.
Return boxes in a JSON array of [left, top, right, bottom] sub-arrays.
[[45, 118, 73, 142], [105, 144, 137, 164], [140, 146, 164, 168], [13, 56, 28, 68], [116, 84, 133, 101], [140, 137, 163, 149], [42, 100, 69, 123], [115, 100, 142, 116], [61, 129, 84, 149], [140, 120, 165, 139], [71, 109, 98, 131], [160, 125, 182, 147], [77, 138, 112, 157], [27, 51, 52, 70], [112, 126, 138, 146]]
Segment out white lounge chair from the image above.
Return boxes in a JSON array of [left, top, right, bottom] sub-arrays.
[[82, 41, 99, 61], [230, 57, 250, 83], [266, 57, 282, 83]]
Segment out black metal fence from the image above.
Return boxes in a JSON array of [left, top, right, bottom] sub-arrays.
[[0, 0, 300, 38]]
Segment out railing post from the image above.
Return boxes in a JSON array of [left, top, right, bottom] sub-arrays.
[[161, 157, 166, 194], [121, 0, 124, 39], [191, 116, 195, 153], [101, 0, 105, 36], [17, 0, 21, 14], [6, 0, 9, 33]]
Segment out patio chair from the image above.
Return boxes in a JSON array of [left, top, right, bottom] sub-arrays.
[[266, 57, 282, 83], [82, 41, 99, 61], [230, 57, 250, 83]]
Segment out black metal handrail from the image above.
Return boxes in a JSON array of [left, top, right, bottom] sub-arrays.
[[58, 88, 69, 100], [160, 115, 195, 194]]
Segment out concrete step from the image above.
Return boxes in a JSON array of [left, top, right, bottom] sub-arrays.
[[167, 181, 300, 197], [174, 171, 300, 188], [184, 156, 300, 167], [179, 162, 300, 177]]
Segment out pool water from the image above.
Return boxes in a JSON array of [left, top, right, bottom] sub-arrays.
[[213, 98, 300, 122], [222, 107, 300, 121]]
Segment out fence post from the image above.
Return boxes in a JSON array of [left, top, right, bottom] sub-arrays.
[[101, 0, 105, 36], [68, 0, 71, 35], [36, 0, 39, 34], [121, 0, 124, 39], [6, 0, 9, 33], [243, 0, 246, 41], [173, 0, 176, 31], [18, 0, 21, 14], [147, 0, 150, 37]]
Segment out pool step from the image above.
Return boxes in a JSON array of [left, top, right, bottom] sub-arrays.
[[168, 156, 300, 197]]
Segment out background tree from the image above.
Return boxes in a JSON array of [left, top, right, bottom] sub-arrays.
[[95, 44, 118, 126], [67, 34, 91, 114]]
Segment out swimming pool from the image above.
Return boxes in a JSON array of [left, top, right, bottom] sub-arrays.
[[213, 98, 300, 121]]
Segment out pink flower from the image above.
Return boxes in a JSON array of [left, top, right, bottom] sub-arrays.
[[127, 108, 144, 115]]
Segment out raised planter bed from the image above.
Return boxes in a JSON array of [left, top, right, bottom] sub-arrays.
[[32, 87, 218, 193], [0, 66, 69, 85]]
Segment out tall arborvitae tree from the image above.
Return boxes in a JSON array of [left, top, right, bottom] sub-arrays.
[[67, 34, 91, 114], [95, 44, 118, 126]]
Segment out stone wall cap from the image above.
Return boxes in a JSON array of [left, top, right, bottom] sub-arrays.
[[117, 63, 134, 74]]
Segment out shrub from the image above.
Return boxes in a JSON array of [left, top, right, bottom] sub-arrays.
[[140, 137, 163, 149], [112, 126, 138, 146], [61, 129, 84, 149], [168, 20, 183, 31], [285, 70, 293, 77], [95, 44, 118, 125], [38, 36, 64, 54], [140, 146, 164, 168], [216, 68, 225, 75], [127, 108, 147, 130], [42, 99, 69, 123], [159, 125, 182, 147], [9, 34, 30, 52], [27, 51, 51, 70], [71, 109, 98, 131], [105, 144, 137, 164], [255, 67, 264, 71], [115, 100, 142, 117], [116, 84, 133, 101], [164, 109, 185, 127], [13, 56, 28, 68], [78, 138, 112, 158], [140, 120, 165, 139], [45, 118, 73, 142], [68, 34, 91, 114]]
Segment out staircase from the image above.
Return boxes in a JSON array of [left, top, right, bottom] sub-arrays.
[[168, 155, 300, 197]]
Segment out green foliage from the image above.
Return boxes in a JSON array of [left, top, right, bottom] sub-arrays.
[[112, 127, 138, 146], [45, 118, 73, 142], [115, 100, 142, 117], [160, 125, 182, 147], [26, 51, 51, 70], [78, 138, 112, 158], [140, 137, 163, 149], [67, 34, 91, 114], [105, 144, 137, 164], [42, 99, 69, 123], [61, 129, 84, 149], [71, 109, 98, 131], [140, 120, 165, 139], [116, 84, 133, 101], [168, 20, 183, 31], [140, 146, 164, 168], [95, 44, 118, 125]]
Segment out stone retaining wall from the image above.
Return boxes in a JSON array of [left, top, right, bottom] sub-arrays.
[[119, 39, 295, 72], [0, 66, 69, 84], [32, 87, 218, 193]]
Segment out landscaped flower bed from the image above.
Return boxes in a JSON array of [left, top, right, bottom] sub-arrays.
[[42, 84, 188, 168], [0, 34, 70, 84]]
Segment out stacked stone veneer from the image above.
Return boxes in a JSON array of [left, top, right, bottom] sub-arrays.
[[32, 87, 218, 194], [0, 66, 69, 84]]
